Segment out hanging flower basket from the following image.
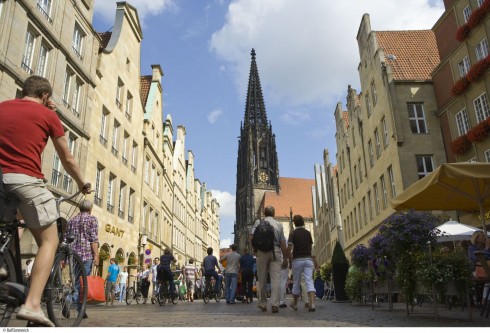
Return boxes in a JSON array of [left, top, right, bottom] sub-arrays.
[[456, 24, 471, 42], [451, 134, 471, 155], [467, 120, 490, 142]]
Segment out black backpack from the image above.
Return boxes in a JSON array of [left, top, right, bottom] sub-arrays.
[[252, 219, 275, 253]]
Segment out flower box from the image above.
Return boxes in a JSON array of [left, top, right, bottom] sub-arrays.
[[451, 77, 470, 96], [467, 120, 490, 142], [456, 0, 490, 41], [450, 134, 471, 155]]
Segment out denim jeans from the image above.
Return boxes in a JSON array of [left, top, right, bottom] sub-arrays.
[[119, 283, 127, 302], [75, 260, 93, 313], [225, 273, 238, 303]]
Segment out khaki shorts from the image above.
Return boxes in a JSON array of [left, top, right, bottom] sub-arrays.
[[105, 281, 116, 294], [3, 173, 59, 229]]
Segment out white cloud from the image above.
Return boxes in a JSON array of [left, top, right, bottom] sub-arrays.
[[210, 0, 444, 111], [220, 238, 232, 249], [93, 0, 177, 26], [207, 109, 224, 124], [281, 110, 310, 125], [210, 190, 235, 219]]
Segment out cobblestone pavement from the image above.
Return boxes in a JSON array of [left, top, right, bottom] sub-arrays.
[[6, 296, 490, 327]]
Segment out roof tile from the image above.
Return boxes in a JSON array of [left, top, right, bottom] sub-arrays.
[[263, 177, 315, 219], [140, 75, 152, 107]]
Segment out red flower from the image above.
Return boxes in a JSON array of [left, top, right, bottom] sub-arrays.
[[451, 77, 470, 96], [467, 120, 490, 142], [456, 24, 471, 41], [451, 135, 471, 155], [467, 57, 490, 82]]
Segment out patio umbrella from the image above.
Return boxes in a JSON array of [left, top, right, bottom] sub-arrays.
[[391, 162, 490, 234], [435, 220, 485, 243]]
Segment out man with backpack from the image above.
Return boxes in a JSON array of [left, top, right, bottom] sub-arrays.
[[249, 205, 288, 313]]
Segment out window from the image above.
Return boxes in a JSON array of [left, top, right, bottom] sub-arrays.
[[36, 43, 49, 77], [416, 155, 434, 179], [21, 30, 36, 74], [150, 164, 156, 190], [354, 165, 358, 188], [459, 56, 471, 77], [365, 94, 372, 117], [37, 0, 53, 23], [142, 202, 148, 234], [380, 175, 388, 209], [156, 171, 160, 196], [144, 157, 150, 184], [374, 129, 381, 158], [111, 121, 120, 156], [116, 79, 124, 108], [476, 38, 489, 61], [367, 190, 373, 220], [51, 151, 62, 188], [99, 109, 109, 146], [362, 197, 367, 226], [474, 93, 490, 123], [485, 149, 490, 162], [463, 5, 472, 23], [371, 81, 377, 106], [368, 140, 374, 167], [131, 142, 138, 172], [478, 0, 484, 6], [456, 108, 471, 136], [128, 188, 135, 223], [373, 183, 380, 215], [122, 132, 129, 165], [148, 208, 153, 239], [107, 174, 115, 213], [382, 117, 389, 147], [358, 158, 363, 183], [71, 79, 82, 117], [118, 181, 126, 218], [154, 213, 159, 241], [388, 165, 396, 198], [72, 23, 84, 60], [62, 70, 72, 108], [95, 164, 104, 206], [408, 103, 427, 134], [62, 135, 75, 192], [125, 92, 132, 120]]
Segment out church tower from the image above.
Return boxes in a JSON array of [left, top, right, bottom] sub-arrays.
[[235, 49, 279, 250]]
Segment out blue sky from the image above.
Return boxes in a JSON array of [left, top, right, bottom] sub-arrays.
[[92, 0, 445, 248]]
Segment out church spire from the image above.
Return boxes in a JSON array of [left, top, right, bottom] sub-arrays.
[[244, 48, 268, 128]]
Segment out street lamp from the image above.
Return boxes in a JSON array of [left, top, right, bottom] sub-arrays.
[[140, 234, 148, 248]]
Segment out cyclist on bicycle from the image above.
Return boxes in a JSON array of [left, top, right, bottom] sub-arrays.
[[0, 76, 91, 326], [203, 247, 222, 295], [158, 248, 177, 297]]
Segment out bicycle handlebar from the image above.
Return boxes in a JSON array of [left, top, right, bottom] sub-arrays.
[[55, 183, 91, 206]]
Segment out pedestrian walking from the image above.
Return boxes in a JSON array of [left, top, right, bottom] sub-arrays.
[[184, 259, 197, 302], [220, 244, 241, 304], [141, 265, 151, 304], [118, 266, 129, 302], [64, 199, 99, 318], [239, 247, 255, 303], [249, 205, 288, 313], [287, 215, 316, 312], [150, 258, 159, 303], [105, 258, 120, 306]]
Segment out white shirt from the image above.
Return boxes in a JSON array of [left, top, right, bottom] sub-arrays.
[[151, 264, 159, 282], [119, 271, 128, 284]]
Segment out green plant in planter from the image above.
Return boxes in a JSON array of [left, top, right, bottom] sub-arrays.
[[319, 262, 332, 281], [414, 250, 472, 300], [332, 242, 349, 301], [128, 256, 135, 266], [115, 253, 125, 264], [346, 267, 368, 302]]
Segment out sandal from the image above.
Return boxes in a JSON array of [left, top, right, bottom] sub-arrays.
[[17, 305, 55, 327], [289, 302, 297, 311]]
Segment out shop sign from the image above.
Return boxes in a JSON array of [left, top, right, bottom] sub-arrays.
[[105, 224, 125, 237]]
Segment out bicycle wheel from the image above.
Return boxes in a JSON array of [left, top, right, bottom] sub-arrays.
[[46, 251, 87, 327], [135, 292, 143, 304], [158, 284, 167, 306], [126, 287, 135, 305], [202, 285, 210, 304], [0, 251, 20, 326], [172, 289, 179, 305], [215, 288, 222, 303]]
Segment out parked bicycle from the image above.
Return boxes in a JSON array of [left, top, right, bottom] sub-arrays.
[[202, 276, 222, 303], [126, 280, 143, 305], [0, 189, 88, 327]]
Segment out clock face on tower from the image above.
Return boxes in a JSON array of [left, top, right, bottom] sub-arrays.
[[259, 171, 268, 183]]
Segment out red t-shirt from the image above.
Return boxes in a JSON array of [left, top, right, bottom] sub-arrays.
[[0, 99, 65, 178]]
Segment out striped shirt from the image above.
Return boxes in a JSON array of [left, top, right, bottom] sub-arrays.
[[64, 212, 99, 262], [184, 265, 197, 281]]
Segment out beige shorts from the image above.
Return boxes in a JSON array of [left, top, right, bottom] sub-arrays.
[[3, 173, 59, 229]]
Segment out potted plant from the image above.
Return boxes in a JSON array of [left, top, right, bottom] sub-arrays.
[[467, 120, 490, 143], [450, 134, 471, 155], [332, 241, 349, 301]]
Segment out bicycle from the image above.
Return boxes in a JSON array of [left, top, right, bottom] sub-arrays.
[[202, 276, 222, 304], [157, 278, 179, 306], [126, 280, 143, 305], [0, 189, 88, 327]]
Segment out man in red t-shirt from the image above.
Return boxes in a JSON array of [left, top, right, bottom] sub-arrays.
[[0, 75, 91, 326]]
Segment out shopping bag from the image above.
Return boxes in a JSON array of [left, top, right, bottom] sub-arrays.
[[82, 267, 106, 304], [179, 282, 187, 295], [475, 260, 490, 278]]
